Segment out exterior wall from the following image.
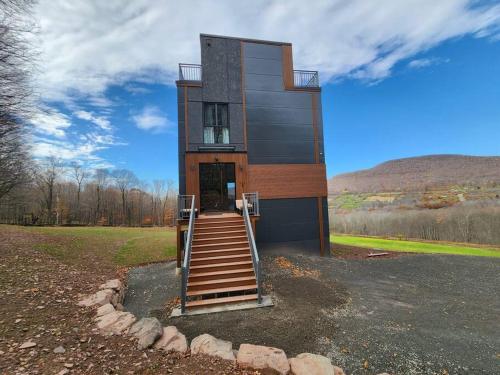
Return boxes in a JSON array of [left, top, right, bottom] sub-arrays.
[[177, 35, 330, 255], [243, 42, 323, 164], [256, 197, 329, 255], [242, 41, 329, 255], [183, 36, 245, 152]]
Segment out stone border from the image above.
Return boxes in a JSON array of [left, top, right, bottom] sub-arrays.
[[78, 279, 390, 375]]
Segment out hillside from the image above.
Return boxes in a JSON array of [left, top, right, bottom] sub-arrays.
[[329, 155, 500, 193]]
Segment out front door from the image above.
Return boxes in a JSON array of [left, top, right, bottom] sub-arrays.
[[199, 162, 236, 212]]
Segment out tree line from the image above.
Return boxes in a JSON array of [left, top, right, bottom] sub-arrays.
[[0, 157, 178, 226], [330, 201, 500, 246]]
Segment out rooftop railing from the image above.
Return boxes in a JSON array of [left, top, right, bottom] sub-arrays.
[[294, 69, 319, 88], [178, 63, 318, 88], [179, 63, 202, 81]]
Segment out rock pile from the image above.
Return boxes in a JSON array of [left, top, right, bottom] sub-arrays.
[[79, 279, 391, 375]]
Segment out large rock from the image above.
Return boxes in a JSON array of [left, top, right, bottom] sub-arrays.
[[154, 326, 188, 353], [103, 312, 136, 335], [96, 303, 115, 317], [99, 279, 123, 292], [129, 318, 163, 349], [78, 289, 114, 307], [110, 288, 124, 307], [289, 353, 343, 375], [237, 343, 289, 375], [95, 311, 121, 330], [190, 334, 235, 362]]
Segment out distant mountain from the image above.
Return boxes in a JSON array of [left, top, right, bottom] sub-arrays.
[[329, 155, 500, 193]]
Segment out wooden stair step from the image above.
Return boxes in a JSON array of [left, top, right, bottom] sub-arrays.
[[188, 276, 256, 291], [188, 268, 255, 281], [191, 247, 250, 258], [190, 261, 253, 273], [196, 220, 243, 226], [195, 224, 245, 231], [186, 294, 258, 308], [192, 235, 248, 244], [192, 241, 249, 250], [193, 230, 247, 239], [190, 254, 251, 265], [187, 284, 257, 297]]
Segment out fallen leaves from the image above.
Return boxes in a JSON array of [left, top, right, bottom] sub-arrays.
[[274, 256, 320, 278]]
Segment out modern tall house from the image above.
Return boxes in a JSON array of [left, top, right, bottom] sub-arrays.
[[175, 34, 328, 313]]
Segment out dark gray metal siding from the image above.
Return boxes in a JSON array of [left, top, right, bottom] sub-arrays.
[[242, 42, 316, 164], [187, 35, 245, 152], [321, 196, 330, 248], [257, 198, 322, 254]]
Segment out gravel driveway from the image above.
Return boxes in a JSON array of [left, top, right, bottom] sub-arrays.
[[125, 252, 500, 375]]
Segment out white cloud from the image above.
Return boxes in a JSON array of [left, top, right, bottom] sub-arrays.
[[131, 106, 173, 132], [34, 0, 500, 101], [31, 137, 103, 161], [408, 57, 449, 69], [74, 110, 112, 131], [30, 109, 71, 138]]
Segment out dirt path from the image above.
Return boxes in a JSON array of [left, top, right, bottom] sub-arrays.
[[0, 226, 254, 374]]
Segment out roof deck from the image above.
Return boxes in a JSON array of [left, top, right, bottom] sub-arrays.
[[178, 63, 319, 88]]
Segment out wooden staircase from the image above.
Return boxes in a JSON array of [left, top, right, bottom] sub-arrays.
[[185, 215, 259, 309]]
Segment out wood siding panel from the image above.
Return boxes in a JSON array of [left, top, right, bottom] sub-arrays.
[[185, 153, 248, 209], [248, 164, 327, 199], [282, 45, 294, 89], [312, 93, 320, 163]]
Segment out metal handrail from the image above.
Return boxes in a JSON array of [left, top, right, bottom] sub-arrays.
[[177, 195, 194, 219], [294, 69, 319, 88], [179, 63, 202, 81], [242, 193, 262, 304], [180, 195, 195, 313], [243, 192, 259, 216]]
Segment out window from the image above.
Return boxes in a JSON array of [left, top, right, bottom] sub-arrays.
[[203, 103, 229, 144]]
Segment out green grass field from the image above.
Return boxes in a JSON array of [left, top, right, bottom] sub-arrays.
[[331, 234, 500, 257], [22, 226, 177, 268]]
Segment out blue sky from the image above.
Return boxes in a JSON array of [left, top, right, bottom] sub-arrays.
[[29, 1, 500, 184], [327, 35, 500, 175]]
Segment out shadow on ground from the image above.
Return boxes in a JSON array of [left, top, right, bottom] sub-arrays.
[[124, 251, 500, 375]]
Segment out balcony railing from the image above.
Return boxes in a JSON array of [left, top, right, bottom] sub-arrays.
[[179, 63, 201, 81], [294, 69, 319, 88]]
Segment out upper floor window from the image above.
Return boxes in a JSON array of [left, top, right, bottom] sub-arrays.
[[204, 103, 229, 144]]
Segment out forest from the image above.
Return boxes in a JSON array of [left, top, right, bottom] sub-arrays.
[[0, 158, 178, 226]]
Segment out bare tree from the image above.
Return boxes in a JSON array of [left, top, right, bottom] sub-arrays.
[[94, 168, 108, 224], [152, 179, 165, 225], [35, 157, 62, 224], [0, 0, 37, 199], [70, 162, 87, 221], [112, 169, 138, 225]]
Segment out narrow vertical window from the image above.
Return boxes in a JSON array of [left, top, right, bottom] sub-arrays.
[[203, 103, 229, 144]]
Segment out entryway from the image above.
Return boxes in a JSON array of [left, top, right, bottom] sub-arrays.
[[199, 162, 236, 212]]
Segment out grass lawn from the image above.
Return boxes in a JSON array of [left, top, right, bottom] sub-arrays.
[[21, 226, 177, 268], [331, 234, 500, 258]]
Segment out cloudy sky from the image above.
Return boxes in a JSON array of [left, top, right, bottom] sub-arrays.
[[30, 0, 500, 181]]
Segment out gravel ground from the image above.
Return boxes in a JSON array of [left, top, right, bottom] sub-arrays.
[[125, 249, 500, 375]]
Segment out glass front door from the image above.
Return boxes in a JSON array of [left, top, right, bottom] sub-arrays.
[[199, 163, 236, 212]]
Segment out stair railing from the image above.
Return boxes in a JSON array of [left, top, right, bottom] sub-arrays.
[[180, 195, 195, 314], [242, 193, 262, 304]]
